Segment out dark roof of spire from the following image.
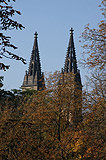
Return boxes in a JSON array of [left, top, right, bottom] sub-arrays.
[[28, 32, 41, 78], [64, 28, 78, 74], [22, 32, 45, 90]]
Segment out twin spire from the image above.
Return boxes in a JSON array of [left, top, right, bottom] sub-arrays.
[[22, 29, 82, 125], [22, 28, 82, 91]]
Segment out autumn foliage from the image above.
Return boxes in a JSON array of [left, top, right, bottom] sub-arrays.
[[0, 0, 106, 159], [0, 71, 106, 159], [80, 0, 106, 71], [0, 74, 83, 160]]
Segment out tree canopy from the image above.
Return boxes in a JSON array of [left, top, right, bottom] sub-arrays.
[[80, 0, 106, 72], [0, 0, 26, 71]]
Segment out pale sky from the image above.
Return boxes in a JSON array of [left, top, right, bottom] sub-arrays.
[[1, 0, 102, 90]]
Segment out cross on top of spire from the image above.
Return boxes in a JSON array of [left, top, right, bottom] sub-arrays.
[[34, 32, 38, 38], [70, 28, 74, 34]]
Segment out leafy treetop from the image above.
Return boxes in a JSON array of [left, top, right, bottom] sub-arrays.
[[0, 0, 26, 71]]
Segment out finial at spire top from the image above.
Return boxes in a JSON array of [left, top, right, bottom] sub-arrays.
[[34, 32, 38, 38], [70, 28, 74, 34]]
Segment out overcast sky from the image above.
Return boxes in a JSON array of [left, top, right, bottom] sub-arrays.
[[1, 0, 102, 90]]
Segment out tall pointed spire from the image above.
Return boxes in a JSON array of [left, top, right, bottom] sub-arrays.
[[64, 28, 77, 74], [61, 28, 83, 126], [28, 32, 41, 78], [63, 28, 82, 86], [21, 32, 44, 91]]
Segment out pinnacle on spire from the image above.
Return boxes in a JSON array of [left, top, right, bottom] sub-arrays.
[[34, 32, 38, 39], [70, 27, 74, 34], [33, 32, 38, 51]]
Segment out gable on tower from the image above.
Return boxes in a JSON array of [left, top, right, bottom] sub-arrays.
[[21, 32, 45, 91]]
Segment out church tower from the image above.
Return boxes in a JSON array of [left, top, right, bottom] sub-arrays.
[[21, 32, 44, 91], [64, 28, 82, 85], [61, 28, 83, 126]]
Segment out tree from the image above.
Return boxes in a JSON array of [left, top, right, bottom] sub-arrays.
[[0, 76, 3, 88], [0, 72, 105, 159], [0, 0, 26, 71], [79, 0, 106, 159], [0, 72, 83, 160], [82, 87, 105, 159], [80, 0, 106, 72]]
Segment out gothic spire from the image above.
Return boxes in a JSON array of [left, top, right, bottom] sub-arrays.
[[64, 28, 77, 74], [62, 28, 83, 125], [22, 32, 44, 91], [28, 32, 41, 78]]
